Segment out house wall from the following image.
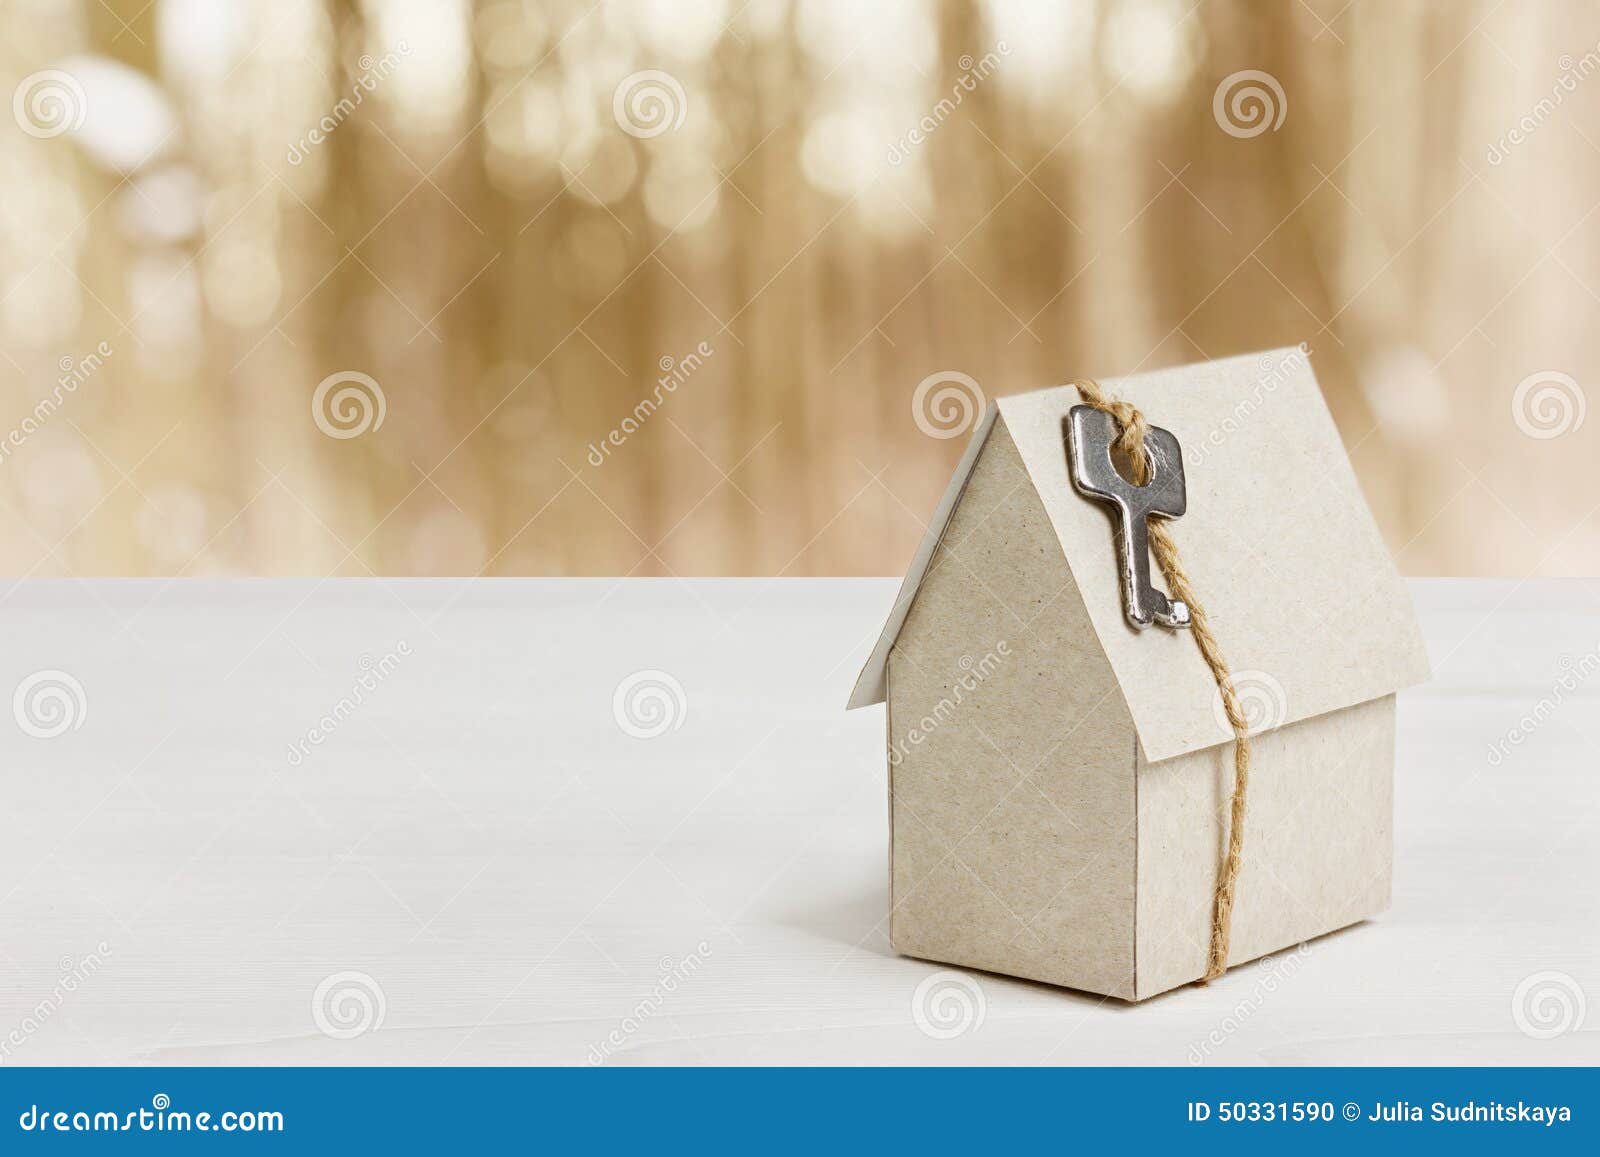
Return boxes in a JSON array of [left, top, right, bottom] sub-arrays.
[[885, 418, 1141, 1000], [1134, 694, 1396, 999]]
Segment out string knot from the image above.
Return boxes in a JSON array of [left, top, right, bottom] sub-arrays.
[[1069, 378, 1251, 984]]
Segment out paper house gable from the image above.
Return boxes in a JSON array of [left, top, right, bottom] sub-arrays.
[[849, 349, 1431, 1001]]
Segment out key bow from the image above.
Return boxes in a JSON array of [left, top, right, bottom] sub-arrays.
[[1065, 404, 1191, 631]]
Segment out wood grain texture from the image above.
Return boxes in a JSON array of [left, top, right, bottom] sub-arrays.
[[0, 578, 1595, 1065]]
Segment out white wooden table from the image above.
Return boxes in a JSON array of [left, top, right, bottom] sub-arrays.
[[0, 578, 1595, 1065]]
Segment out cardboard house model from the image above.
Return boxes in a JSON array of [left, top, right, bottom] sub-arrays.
[[848, 349, 1430, 1001]]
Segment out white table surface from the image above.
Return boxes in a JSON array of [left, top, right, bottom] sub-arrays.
[[0, 577, 1595, 1066]]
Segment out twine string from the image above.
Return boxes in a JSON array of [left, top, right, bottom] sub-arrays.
[[1071, 379, 1249, 982]]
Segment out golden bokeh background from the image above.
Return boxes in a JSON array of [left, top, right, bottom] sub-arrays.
[[3, 0, 1598, 577]]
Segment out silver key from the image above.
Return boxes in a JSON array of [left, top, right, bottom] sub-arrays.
[[1065, 405, 1191, 631]]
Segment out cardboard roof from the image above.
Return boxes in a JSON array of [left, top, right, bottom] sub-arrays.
[[848, 348, 1431, 764]]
